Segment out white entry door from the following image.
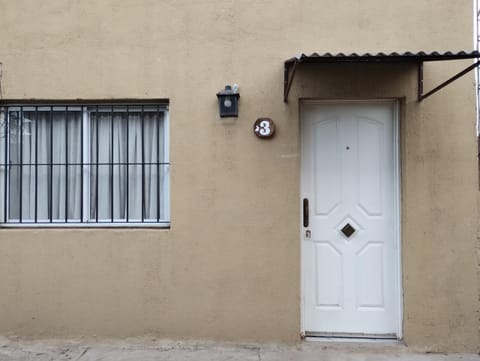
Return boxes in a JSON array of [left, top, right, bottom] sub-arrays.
[[301, 100, 400, 337]]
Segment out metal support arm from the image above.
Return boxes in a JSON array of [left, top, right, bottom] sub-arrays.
[[418, 60, 480, 101], [283, 61, 298, 103]]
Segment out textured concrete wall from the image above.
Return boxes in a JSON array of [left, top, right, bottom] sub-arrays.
[[0, 0, 478, 352]]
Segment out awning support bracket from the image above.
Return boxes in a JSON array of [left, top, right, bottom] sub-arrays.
[[417, 62, 424, 101], [284, 61, 298, 103], [418, 60, 480, 101]]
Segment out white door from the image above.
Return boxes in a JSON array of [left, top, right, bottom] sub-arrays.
[[301, 100, 400, 337]]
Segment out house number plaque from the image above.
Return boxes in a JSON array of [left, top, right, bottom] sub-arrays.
[[253, 118, 275, 138]]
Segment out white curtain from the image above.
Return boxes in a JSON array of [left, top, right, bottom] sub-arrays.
[[5, 109, 83, 222], [90, 110, 164, 222]]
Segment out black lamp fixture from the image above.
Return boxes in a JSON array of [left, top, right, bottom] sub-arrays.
[[216, 84, 240, 118]]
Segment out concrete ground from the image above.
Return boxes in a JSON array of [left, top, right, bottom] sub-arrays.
[[0, 337, 479, 361]]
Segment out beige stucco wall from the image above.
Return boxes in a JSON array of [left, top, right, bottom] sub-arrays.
[[0, 0, 478, 352]]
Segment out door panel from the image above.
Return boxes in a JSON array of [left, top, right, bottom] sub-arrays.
[[301, 101, 400, 336], [313, 119, 341, 216], [315, 242, 343, 308], [358, 118, 383, 215]]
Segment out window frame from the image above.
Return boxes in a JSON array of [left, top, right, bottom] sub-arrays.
[[0, 100, 170, 228]]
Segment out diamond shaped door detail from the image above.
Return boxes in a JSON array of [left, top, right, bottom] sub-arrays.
[[341, 223, 356, 238], [335, 216, 361, 240]]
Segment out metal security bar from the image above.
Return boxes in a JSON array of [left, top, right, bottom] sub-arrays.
[[0, 103, 170, 227]]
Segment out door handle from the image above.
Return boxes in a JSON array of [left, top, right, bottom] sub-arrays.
[[303, 198, 309, 227]]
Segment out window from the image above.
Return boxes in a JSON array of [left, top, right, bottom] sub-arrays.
[[0, 102, 170, 226]]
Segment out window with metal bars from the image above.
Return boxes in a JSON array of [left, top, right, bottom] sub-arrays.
[[0, 102, 170, 226]]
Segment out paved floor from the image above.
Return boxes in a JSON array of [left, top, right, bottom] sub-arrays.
[[0, 337, 479, 361]]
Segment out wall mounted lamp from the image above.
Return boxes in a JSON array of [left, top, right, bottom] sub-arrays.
[[216, 84, 240, 118]]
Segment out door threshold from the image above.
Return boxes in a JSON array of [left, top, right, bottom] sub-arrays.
[[305, 337, 400, 343], [304, 331, 398, 343]]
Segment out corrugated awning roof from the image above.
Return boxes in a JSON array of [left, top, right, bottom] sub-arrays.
[[283, 51, 480, 101], [285, 51, 480, 64]]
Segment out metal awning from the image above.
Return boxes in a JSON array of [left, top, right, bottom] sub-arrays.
[[283, 51, 480, 102]]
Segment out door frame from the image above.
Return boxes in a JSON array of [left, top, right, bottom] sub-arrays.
[[299, 99, 403, 339]]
